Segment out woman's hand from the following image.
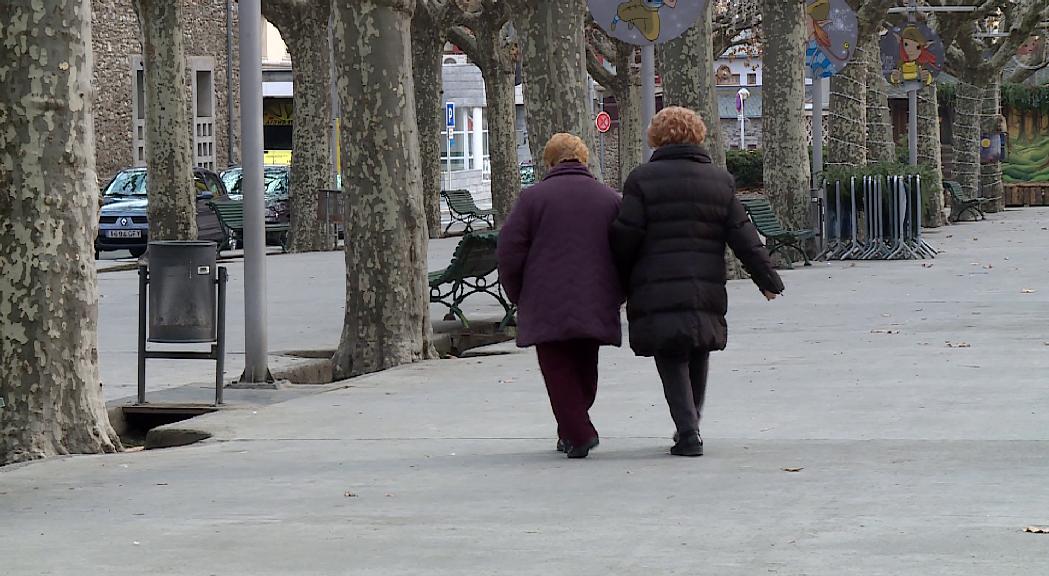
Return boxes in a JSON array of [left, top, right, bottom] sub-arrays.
[[763, 290, 779, 301]]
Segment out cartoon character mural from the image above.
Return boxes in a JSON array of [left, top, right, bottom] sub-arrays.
[[804, 0, 857, 78], [610, 0, 677, 43], [881, 23, 944, 88], [588, 0, 704, 47], [1014, 35, 1047, 69]]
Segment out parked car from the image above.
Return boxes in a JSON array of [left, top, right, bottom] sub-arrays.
[[96, 167, 231, 258], [220, 165, 290, 224]]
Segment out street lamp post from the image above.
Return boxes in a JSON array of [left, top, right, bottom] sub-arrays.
[[238, 0, 270, 383], [736, 87, 750, 149]]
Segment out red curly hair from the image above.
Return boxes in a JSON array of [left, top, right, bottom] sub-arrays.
[[648, 106, 708, 148]]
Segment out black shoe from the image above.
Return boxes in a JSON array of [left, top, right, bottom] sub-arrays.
[[670, 433, 703, 457], [556, 439, 567, 453], [565, 436, 599, 459]]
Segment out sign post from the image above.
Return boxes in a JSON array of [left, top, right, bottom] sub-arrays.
[[736, 87, 750, 149], [446, 102, 455, 189], [804, 0, 858, 185], [880, 2, 946, 166], [588, 0, 707, 162]]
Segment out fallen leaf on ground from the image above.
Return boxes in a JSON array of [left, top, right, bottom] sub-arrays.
[[871, 329, 900, 334], [1022, 289, 1036, 294], [946, 342, 972, 348], [782, 467, 804, 473], [344, 492, 358, 498], [1024, 526, 1049, 534]]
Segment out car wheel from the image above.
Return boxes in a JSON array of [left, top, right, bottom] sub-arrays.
[[129, 247, 146, 258]]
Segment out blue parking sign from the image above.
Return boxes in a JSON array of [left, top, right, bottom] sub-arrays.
[[446, 102, 455, 128]]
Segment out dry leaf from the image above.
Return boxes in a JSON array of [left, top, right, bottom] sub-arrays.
[[782, 467, 804, 473], [344, 492, 358, 498], [946, 342, 972, 349], [871, 329, 899, 335], [1022, 289, 1036, 294], [1024, 526, 1049, 534]]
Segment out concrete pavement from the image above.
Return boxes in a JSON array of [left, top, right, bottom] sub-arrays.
[[5, 209, 1049, 574], [97, 236, 507, 402]]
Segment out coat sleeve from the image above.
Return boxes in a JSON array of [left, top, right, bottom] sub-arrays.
[[496, 193, 532, 304], [610, 172, 646, 288], [724, 194, 785, 295]]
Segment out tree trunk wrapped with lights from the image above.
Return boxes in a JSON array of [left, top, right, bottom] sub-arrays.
[[979, 80, 1005, 213], [918, 83, 946, 227]]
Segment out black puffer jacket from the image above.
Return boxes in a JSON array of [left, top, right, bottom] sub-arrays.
[[611, 144, 784, 357]]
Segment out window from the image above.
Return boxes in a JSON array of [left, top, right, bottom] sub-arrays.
[[747, 72, 757, 85], [191, 57, 217, 170], [130, 56, 146, 167], [440, 106, 471, 172], [716, 65, 739, 86]]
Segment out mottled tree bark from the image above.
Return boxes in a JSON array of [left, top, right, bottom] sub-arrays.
[[826, 42, 866, 169], [263, 0, 333, 251], [449, 6, 521, 226], [132, 0, 196, 241], [0, 0, 122, 465], [759, 0, 810, 229], [951, 81, 982, 203], [979, 80, 1005, 212], [476, 26, 521, 226], [514, 0, 595, 178], [331, 0, 435, 378], [411, 5, 447, 238], [659, 2, 726, 168], [864, 33, 896, 163], [614, 43, 643, 185], [917, 84, 946, 227]]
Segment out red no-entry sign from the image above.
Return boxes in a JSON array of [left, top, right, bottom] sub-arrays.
[[595, 111, 612, 133]]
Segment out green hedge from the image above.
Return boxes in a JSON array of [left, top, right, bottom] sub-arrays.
[[823, 162, 940, 198], [726, 149, 764, 189]]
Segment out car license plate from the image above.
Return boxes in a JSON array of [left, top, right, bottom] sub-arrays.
[[107, 229, 142, 238]]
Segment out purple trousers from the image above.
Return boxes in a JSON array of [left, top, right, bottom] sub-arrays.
[[535, 339, 601, 446]]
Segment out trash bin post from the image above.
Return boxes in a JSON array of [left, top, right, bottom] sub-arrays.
[[138, 265, 148, 404], [215, 267, 228, 406]]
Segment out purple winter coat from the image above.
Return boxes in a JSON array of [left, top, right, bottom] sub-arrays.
[[497, 162, 624, 348]]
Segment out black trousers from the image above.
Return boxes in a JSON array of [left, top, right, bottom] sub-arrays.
[[535, 339, 601, 446], [654, 349, 710, 437]]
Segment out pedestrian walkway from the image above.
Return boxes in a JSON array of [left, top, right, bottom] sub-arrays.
[[6, 209, 1049, 574], [97, 236, 505, 401]]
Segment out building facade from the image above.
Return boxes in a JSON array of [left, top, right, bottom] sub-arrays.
[[93, 0, 240, 184]]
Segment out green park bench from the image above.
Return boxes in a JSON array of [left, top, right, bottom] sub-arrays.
[[209, 200, 290, 252], [740, 196, 815, 268], [944, 180, 998, 223], [441, 189, 494, 235], [429, 230, 515, 328]]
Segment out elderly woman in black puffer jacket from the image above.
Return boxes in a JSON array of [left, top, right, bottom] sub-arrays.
[[611, 106, 785, 457]]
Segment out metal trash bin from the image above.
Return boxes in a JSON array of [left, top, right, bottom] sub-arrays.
[[147, 240, 217, 343]]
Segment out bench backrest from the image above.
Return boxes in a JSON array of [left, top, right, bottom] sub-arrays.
[[740, 197, 788, 236], [209, 201, 245, 229], [442, 189, 483, 215], [943, 180, 970, 201], [443, 231, 499, 280]]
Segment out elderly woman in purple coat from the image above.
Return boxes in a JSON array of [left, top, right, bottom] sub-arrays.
[[497, 133, 624, 459]]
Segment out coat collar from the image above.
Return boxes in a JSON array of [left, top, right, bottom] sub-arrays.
[[650, 144, 712, 164], [542, 161, 594, 181]]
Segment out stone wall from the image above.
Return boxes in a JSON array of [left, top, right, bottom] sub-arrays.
[[92, 0, 240, 183]]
